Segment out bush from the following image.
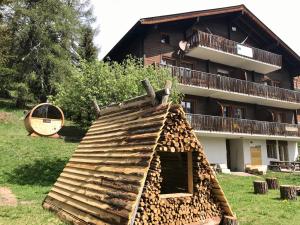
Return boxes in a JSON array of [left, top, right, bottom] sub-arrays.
[[52, 58, 182, 127]]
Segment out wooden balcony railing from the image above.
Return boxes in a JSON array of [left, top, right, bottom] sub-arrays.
[[188, 30, 282, 67], [187, 114, 300, 137], [162, 65, 300, 103]]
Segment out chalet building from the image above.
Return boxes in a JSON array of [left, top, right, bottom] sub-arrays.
[[105, 5, 300, 172]]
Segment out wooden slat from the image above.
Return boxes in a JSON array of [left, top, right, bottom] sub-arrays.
[[47, 191, 126, 224], [43, 199, 105, 225], [60, 172, 141, 194], [54, 182, 135, 210], [63, 166, 145, 182], [57, 177, 137, 200]]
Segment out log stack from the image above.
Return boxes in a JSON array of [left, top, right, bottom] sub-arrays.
[[134, 106, 232, 225], [280, 185, 297, 200]]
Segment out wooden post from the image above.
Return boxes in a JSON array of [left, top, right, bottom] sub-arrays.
[[280, 185, 297, 200], [266, 177, 279, 189], [221, 215, 238, 225], [161, 80, 172, 104], [92, 98, 101, 116], [141, 79, 157, 106], [253, 181, 268, 194]]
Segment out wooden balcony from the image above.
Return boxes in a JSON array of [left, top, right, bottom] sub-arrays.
[[186, 31, 282, 74], [187, 114, 300, 138], [163, 65, 300, 109]]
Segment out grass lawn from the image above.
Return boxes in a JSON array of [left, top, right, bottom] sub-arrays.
[[0, 98, 299, 225]]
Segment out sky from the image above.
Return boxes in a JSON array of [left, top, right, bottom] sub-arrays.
[[90, 0, 300, 59]]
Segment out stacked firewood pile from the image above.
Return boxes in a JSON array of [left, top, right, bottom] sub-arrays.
[[157, 107, 199, 153], [134, 106, 223, 225]]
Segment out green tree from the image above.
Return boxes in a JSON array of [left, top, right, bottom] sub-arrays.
[[78, 25, 98, 61], [1, 0, 96, 106], [0, 0, 15, 97], [53, 58, 182, 127]]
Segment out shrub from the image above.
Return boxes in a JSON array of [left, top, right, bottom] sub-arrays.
[[52, 58, 182, 127]]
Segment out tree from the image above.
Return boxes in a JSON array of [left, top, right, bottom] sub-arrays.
[[78, 25, 98, 61], [52, 58, 182, 127], [1, 0, 96, 106], [0, 0, 15, 97]]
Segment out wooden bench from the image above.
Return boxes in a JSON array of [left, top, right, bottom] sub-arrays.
[[269, 161, 300, 172]]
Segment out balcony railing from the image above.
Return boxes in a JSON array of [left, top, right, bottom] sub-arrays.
[[188, 30, 282, 67], [187, 114, 300, 137], [163, 65, 300, 103]]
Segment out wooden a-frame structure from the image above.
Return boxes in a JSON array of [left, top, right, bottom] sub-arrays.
[[43, 80, 236, 225]]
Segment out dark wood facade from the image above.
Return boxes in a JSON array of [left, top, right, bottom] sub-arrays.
[[106, 5, 300, 135]]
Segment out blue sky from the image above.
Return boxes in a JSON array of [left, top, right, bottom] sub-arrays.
[[90, 0, 300, 59]]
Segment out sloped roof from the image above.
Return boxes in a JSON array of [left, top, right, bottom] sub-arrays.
[[105, 5, 300, 73], [43, 96, 170, 224], [43, 90, 234, 224]]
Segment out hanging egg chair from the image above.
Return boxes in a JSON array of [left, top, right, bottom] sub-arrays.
[[24, 103, 64, 137]]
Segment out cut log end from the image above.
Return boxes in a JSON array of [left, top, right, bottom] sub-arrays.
[[253, 181, 268, 194], [221, 215, 238, 225], [280, 185, 297, 200], [266, 177, 279, 190]]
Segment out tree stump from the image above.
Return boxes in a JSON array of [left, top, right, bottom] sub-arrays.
[[253, 180, 268, 194], [280, 185, 297, 200], [266, 177, 279, 189], [221, 216, 238, 225]]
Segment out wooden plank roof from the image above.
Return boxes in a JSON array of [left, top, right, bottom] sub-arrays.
[[43, 97, 171, 225]]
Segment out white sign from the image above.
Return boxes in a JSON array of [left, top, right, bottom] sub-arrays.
[[285, 126, 298, 132], [237, 44, 253, 58]]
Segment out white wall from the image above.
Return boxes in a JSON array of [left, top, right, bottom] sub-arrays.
[[198, 136, 227, 165], [288, 141, 299, 161]]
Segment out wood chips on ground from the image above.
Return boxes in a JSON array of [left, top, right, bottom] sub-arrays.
[[0, 187, 17, 207]]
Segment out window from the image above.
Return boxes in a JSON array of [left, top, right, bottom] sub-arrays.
[[180, 61, 193, 70], [267, 140, 277, 159], [233, 107, 244, 119], [273, 111, 285, 123], [159, 152, 193, 196], [217, 69, 230, 77], [271, 80, 281, 88], [261, 79, 281, 88], [160, 33, 170, 44], [278, 141, 289, 161], [161, 57, 175, 66], [222, 105, 245, 119], [181, 101, 192, 113]]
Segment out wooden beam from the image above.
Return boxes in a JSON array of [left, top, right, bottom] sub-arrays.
[[93, 98, 101, 116], [187, 152, 193, 194], [235, 17, 269, 45], [141, 79, 157, 106], [161, 80, 172, 104]]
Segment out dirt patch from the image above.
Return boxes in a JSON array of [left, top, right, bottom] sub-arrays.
[[231, 172, 258, 177], [0, 112, 13, 123], [0, 187, 17, 206]]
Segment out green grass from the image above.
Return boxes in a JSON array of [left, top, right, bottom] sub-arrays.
[[0, 99, 78, 225], [218, 172, 300, 225], [0, 98, 299, 224]]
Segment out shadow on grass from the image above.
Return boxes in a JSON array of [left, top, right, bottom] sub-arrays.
[[5, 158, 68, 186], [58, 125, 86, 143]]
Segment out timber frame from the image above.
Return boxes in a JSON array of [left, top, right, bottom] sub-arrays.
[[43, 80, 235, 225]]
